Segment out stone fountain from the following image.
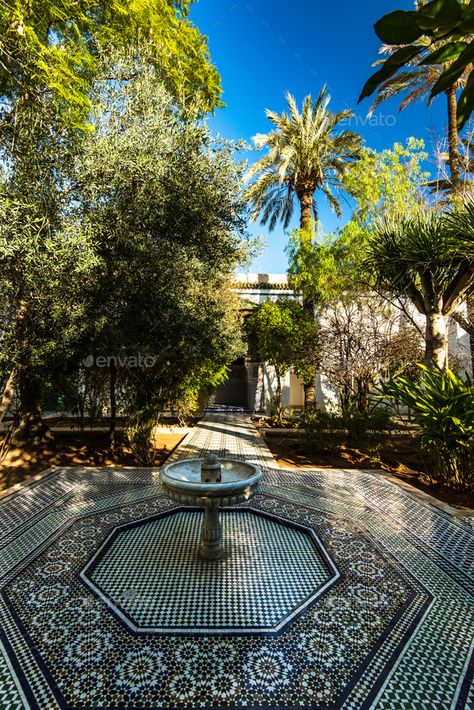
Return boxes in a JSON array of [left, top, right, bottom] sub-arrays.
[[160, 454, 261, 560]]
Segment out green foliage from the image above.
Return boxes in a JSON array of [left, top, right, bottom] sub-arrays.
[[364, 199, 474, 370], [300, 405, 393, 452], [168, 363, 230, 426], [73, 69, 247, 422], [343, 139, 430, 225], [248, 299, 319, 381], [287, 139, 431, 306], [287, 224, 368, 305], [299, 408, 342, 452], [0, 0, 222, 128], [126, 407, 157, 466], [342, 406, 394, 442], [359, 0, 474, 129], [0, 98, 99, 416], [383, 365, 474, 490], [364, 198, 474, 315], [248, 299, 319, 420], [0, 48, 247, 427]]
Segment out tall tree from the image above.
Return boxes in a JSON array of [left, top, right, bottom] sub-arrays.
[[360, 1, 472, 194], [364, 199, 474, 369], [74, 68, 248, 447], [246, 88, 361, 406], [287, 139, 430, 337], [0, 118, 97, 438]]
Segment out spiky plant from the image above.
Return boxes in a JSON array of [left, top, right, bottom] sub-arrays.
[[245, 88, 362, 242], [364, 197, 474, 369]]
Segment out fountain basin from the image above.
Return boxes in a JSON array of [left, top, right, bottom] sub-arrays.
[[161, 458, 261, 504], [160, 457, 262, 559]]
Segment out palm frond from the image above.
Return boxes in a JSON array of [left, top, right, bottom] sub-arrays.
[[245, 88, 363, 230]]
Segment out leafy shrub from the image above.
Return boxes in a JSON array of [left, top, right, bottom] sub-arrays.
[[301, 404, 393, 450], [300, 408, 344, 452], [126, 410, 156, 466], [383, 366, 474, 491], [342, 405, 393, 442]]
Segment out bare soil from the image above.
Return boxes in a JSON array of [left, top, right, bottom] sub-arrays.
[[0, 428, 185, 493], [262, 431, 474, 511]]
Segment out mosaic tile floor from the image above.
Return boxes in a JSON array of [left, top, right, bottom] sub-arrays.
[[0, 414, 473, 709]]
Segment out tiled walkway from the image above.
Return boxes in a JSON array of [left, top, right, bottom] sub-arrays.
[[0, 414, 473, 709]]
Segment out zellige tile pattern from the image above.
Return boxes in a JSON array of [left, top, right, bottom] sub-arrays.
[[0, 412, 472, 709]]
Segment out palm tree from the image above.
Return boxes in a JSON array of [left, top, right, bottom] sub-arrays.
[[246, 88, 362, 243], [366, 1, 472, 195], [365, 198, 474, 370], [245, 88, 362, 406]]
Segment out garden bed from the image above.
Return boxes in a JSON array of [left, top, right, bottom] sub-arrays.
[[262, 430, 474, 511], [0, 429, 186, 494]]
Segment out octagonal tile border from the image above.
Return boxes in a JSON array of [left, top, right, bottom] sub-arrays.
[[79, 507, 341, 636]]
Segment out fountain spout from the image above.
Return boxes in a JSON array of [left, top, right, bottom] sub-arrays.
[[201, 454, 222, 483]]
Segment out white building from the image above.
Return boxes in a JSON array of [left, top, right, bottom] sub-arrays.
[[211, 274, 473, 414]]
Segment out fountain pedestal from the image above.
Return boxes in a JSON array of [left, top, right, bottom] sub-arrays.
[[201, 503, 223, 560], [160, 455, 261, 561]]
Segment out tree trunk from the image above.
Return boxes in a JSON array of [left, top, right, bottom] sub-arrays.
[[18, 371, 42, 417], [304, 381, 316, 409], [0, 369, 16, 424], [275, 368, 283, 423], [357, 379, 370, 415], [299, 191, 314, 236], [298, 190, 318, 408], [109, 363, 117, 455], [446, 87, 463, 194], [425, 312, 448, 370]]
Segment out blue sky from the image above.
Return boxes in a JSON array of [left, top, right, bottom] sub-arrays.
[[190, 0, 450, 273]]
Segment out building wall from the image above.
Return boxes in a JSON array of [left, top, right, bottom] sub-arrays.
[[232, 274, 473, 413]]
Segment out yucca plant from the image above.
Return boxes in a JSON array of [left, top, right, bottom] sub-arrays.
[[364, 196, 474, 370], [384, 364, 474, 491]]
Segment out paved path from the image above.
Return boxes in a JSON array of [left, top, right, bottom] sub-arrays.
[[0, 413, 472, 709]]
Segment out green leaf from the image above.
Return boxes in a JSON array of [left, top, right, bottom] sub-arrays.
[[457, 69, 474, 129], [374, 10, 424, 44], [421, 41, 469, 65], [461, 1, 474, 32], [358, 45, 422, 103], [417, 0, 463, 34], [430, 41, 474, 95]]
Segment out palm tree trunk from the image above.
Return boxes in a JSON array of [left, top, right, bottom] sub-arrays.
[[425, 312, 448, 370], [299, 190, 317, 408], [446, 87, 463, 194], [299, 191, 314, 237], [304, 381, 316, 409]]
